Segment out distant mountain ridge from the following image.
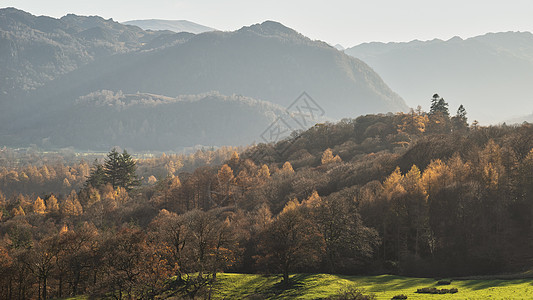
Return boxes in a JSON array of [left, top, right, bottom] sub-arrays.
[[9, 91, 293, 151], [123, 19, 215, 34], [345, 31, 533, 123], [0, 8, 408, 151], [17, 20, 406, 119], [0, 7, 166, 98]]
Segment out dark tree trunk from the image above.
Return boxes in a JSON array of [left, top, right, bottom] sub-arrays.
[[43, 276, 47, 300], [58, 274, 62, 298]]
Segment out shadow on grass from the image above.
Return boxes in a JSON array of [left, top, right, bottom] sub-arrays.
[[213, 274, 293, 299], [455, 278, 533, 291], [337, 274, 434, 293], [267, 274, 317, 297]]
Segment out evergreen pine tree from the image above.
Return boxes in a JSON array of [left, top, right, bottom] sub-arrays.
[[118, 150, 140, 190], [85, 159, 106, 188], [451, 104, 469, 131], [104, 149, 122, 189], [429, 94, 449, 117]]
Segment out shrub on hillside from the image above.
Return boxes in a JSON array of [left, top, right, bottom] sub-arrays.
[[327, 286, 376, 300], [416, 287, 458, 294]]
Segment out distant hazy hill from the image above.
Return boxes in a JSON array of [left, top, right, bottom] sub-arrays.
[[345, 32, 533, 123], [123, 19, 215, 34], [334, 44, 345, 51], [507, 113, 533, 124], [0, 9, 408, 151], [6, 92, 293, 151], [17, 20, 406, 119], [0, 7, 167, 98]]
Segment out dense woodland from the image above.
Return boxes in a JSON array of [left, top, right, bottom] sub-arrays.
[[1, 96, 533, 299]]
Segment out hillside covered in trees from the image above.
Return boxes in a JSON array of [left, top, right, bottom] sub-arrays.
[[1, 97, 533, 299], [0, 8, 407, 152], [4, 91, 293, 151]]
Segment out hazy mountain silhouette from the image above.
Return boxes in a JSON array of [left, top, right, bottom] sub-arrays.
[[4, 91, 298, 151], [0, 7, 167, 99], [0, 9, 408, 151], [345, 32, 533, 123], [14, 20, 406, 119], [123, 19, 215, 34]]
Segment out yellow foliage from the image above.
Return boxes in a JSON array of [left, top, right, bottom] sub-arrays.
[[302, 190, 322, 208], [479, 140, 504, 189], [281, 198, 301, 214], [383, 167, 406, 200], [281, 161, 294, 174], [62, 196, 83, 216], [421, 159, 450, 194], [60, 224, 69, 234], [402, 165, 426, 196], [258, 164, 271, 180], [46, 195, 59, 213], [12, 206, 25, 217], [230, 151, 240, 165], [321, 148, 342, 165], [218, 164, 235, 185], [397, 109, 429, 135], [448, 153, 472, 182], [115, 187, 129, 204], [148, 175, 157, 185], [170, 176, 181, 189], [33, 197, 46, 214], [62, 178, 71, 188], [87, 187, 101, 208], [102, 184, 115, 200]]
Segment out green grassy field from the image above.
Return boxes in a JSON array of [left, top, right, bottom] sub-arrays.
[[211, 273, 533, 299], [63, 273, 533, 299]]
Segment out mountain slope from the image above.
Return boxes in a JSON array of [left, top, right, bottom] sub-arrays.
[[17, 20, 407, 120], [5, 91, 290, 151], [345, 32, 533, 123], [122, 19, 215, 34], [0, 7, 168, 99], [0, 10, 408, 151]]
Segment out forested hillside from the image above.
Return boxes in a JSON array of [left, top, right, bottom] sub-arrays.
[[4, 91, 292, 151], [0, 9, 408, 152], [0, 7, 165, 98], [1, 97, 533, 299]]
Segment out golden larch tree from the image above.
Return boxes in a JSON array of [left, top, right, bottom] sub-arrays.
[[33, 197, 46, 214]]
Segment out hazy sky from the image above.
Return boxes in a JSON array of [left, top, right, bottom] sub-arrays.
[[3, 0, 533, 47]]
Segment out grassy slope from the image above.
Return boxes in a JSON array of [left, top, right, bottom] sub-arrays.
[[212, 273, 533, 299], [63, 273, 533, 299]]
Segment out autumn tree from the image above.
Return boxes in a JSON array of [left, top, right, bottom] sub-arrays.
[[99, 227, 149, 299], [257, 200, 324, 283], [321, 148, 342, 165], [149, 210, 190, 282], [216, 164, 235, 206], [451, 104, 468, 132], [305, 192, 379, 273], [257, 164, 271, 182], [46, 195, 59, 213], [61, 192, 83, 217], [280, 161, 294, 174], [397, 107, 429, 136], [33, 197, 46, 214]]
